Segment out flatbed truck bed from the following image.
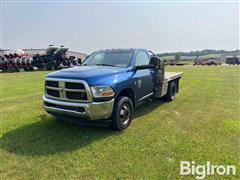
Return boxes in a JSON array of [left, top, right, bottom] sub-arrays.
[[164, 72, 183, 82]]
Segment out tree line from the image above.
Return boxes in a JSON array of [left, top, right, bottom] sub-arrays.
[[157, 49, 240, 57]]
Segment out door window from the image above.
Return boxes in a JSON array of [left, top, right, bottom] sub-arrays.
[[135, 51, 150, 66]]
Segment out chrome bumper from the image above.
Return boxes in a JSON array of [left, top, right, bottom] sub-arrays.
[[43, 95, 114, 120]]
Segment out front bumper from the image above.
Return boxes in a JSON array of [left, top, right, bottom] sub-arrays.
[[43, 95, 114, 120]]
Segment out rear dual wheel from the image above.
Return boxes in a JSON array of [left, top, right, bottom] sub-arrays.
[[164, 81, 176, 101]]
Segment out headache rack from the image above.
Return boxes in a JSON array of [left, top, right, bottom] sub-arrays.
[[149, 54, 166, 98]]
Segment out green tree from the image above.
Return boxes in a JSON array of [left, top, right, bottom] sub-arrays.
[[175, 53, 181, 62]]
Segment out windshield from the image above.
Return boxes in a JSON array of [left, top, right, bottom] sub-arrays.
[[82, 51, 134, 67]]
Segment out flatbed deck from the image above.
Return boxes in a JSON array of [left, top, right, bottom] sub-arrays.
[[164, 72, 183, 82]]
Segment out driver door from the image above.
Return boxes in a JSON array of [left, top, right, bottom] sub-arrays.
[[134, 50, 155, 101]]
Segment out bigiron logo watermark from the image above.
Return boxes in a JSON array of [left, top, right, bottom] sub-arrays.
[[180, 161, 236, 179]]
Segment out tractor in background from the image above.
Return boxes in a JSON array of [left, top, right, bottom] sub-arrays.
[[3, 53, 21, 72], [0, 49, 34, 72], [194, 57, 221, 66], [32, 45, 58, 70], [32, 45, 78, 70], [226, 56, 240, 65], [20, 56, 34, 71], [0, 56, 8, 72]]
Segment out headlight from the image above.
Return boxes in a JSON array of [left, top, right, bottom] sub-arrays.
[[90, 86, 115, 98]]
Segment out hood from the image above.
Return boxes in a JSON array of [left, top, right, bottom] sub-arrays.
[[47, 66, 131, 86]]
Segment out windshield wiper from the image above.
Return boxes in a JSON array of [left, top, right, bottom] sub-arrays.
[[94, 63, 117, 67]]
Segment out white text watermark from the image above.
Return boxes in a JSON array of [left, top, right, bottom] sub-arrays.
[[180, 161, 236, 179]]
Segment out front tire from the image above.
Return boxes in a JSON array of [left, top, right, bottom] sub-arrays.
[[112, 96, 133, 131]]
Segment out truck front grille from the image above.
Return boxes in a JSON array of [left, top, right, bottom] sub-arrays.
[[66, 91, 87, 100], [65, 82, 85, 90], [45, 78, 92, 102], [46, 81, 58, 88], [46, 89, 60, 97]]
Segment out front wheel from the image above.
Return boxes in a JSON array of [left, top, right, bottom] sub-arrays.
[[112, 96, 133, 131]]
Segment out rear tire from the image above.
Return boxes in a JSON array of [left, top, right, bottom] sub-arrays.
[[164, 81, 176, 101], [112, 96, 133, 131]]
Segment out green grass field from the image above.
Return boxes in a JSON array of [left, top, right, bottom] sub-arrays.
[[1, 66, 239, 179]]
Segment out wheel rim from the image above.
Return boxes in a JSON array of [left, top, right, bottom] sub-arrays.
[[119, 103, 131, 125]]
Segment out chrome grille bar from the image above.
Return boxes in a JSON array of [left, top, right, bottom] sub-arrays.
[[45, 78, 92, 102]]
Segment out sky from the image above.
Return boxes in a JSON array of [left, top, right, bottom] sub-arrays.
[[1, 1, 239, 54]]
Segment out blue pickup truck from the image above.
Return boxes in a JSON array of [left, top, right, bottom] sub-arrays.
[[43, 49, 183, 131]]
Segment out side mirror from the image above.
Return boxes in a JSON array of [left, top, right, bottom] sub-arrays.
[[150, 56, 160, 66], [135, 64, 154, 70]]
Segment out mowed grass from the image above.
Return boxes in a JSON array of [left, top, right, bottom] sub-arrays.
[[1, 66, 239, 179]]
